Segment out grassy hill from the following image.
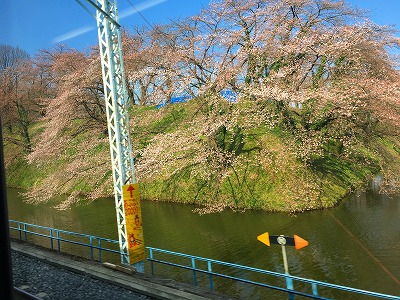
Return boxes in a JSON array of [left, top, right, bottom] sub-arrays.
[[4, 96, 400, 212]]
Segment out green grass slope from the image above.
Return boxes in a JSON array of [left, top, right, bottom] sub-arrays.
[[4, 97, 399, 212]]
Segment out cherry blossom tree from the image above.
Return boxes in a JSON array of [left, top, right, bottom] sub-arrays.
[[184, 0, 399, 162], [0, 57, 48, 152], [0, 45, 31, 136], [17, 0, 400, 209], [25, 47, 111, 205], [134, 0, 400, 209], [123, 26, 194, 105]]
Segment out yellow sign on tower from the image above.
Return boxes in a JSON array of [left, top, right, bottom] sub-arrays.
[[122, 183, 145, 265]]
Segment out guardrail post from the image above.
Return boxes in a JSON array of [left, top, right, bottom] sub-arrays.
[[56, 230, 60, 252], [50, 229, 53, 250], [191, 258, 198, 286], [285, 274, 294, 300], [149, 248, 154, 276], [312, 283, 318, 296], [18, 223, 22, 240], [89, 236, 93, 260], [98, 239, 102, 262], [23, 223, 27, 241], [207, 261, 214, 290]]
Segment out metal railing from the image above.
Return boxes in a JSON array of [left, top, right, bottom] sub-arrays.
[[9, 220, 120, 262], [9, 220, 399, 300], [147, 247, 399, 300]]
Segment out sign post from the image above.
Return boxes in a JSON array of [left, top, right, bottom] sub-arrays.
[[257, 232, 309, 300], [122, 183, 145, 272], [277, 235, 294, 300]]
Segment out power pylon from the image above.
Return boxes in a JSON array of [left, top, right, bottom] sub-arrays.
[[78, 0, 144, 271]]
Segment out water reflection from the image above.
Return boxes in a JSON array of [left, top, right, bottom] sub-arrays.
[[7, 188, 400, 298]]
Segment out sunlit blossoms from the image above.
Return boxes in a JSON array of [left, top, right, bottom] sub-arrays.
[[2, 0, 399, 211]]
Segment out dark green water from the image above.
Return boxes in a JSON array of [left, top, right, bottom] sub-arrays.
[[7, 188, 400, 299]]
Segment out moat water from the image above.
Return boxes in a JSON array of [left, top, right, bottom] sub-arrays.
[[7, 187, 400, 298]]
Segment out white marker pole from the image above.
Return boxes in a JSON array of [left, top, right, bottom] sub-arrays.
[[277, 235, 294, 300]]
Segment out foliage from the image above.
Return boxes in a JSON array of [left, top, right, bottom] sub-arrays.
[[134, 96, 382, 213], [0, 46, 47, 152], [2, 0, 400, 212]]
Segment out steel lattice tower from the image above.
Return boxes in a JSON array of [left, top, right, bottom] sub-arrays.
[[94, 0, 137, 266]]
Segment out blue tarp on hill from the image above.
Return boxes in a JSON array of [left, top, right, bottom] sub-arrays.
[[156, 95, 192, 109], [156, 90, 237, 109]]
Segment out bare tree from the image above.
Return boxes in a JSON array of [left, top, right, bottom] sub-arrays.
[[0, 44, 29, 71]]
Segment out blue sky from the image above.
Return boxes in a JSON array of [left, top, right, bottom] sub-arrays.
[[1, 0, 399, 55]]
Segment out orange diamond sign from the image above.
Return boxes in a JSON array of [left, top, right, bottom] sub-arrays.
[[257, 232, 309, 250]]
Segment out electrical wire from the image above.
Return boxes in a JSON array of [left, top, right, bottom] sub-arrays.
[[328, 211, 400, 287], [125, 0, 159, 31]]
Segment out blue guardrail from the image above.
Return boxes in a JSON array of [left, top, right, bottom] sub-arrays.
[[9, 220, 399, 300]]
